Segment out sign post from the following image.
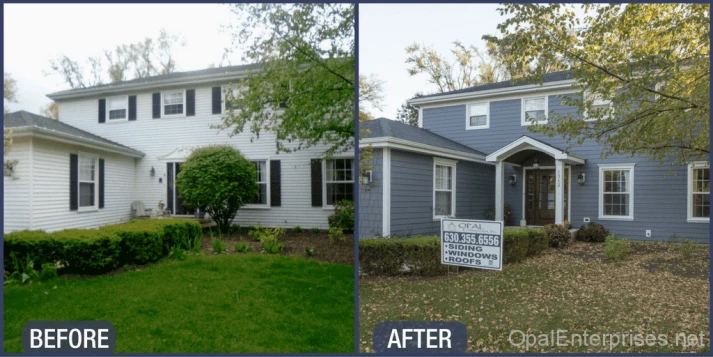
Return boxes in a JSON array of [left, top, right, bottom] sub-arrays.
[[441, 218, 503, 271]]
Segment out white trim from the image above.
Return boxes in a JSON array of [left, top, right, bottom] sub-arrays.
[[495, 161, 504, 222], [106, 95, 129, 122], [521, 95, 549, 126], [408, 79, 577, 107], [382, 148, 391, 237], [322, 157, 355, 209], [598, 163, 635, 221], [11, 127, 144, 158], [433, 157, 457, 220], [161, 90, 187, 118], [222, 84, 243, 114], [465, 101, 490, 130], [243, 158, 271, 209], [417, 107, 423, 128], [77, 152, 99, 212], [583, 90, 613, 122], [555, 160, 565, 224], [485, 136, 585, 165], [687, 161, 710, 223], [360, 136, 488, 164]]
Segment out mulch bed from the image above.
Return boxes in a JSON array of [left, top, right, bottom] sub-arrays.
[[202, 229, 354, 266]]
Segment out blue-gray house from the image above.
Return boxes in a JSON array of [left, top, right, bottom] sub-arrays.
[[359, 71, 710, 242]]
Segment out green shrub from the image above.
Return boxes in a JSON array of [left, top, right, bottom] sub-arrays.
[[292, 226, 303, 233], [39, 262, 58, 281], [211, 238, 226, 254], [248, 225, 262, 241], [234, 243, 253, 253], [257, 227, 285, 247], [4, 219, 201, 275], [168, 245, 187, 261], [679, 238, 695, 260], [229, 224, 242, 234], [311, 227, 321, 233], [577, 222, 609, 243], [544, 223, 571, 248], [527, 228, 549, 256], [328, 200, 354, 232], [603, 235, 630, 261], [263, 242, 283, 254], [328, 226, 346, 243], [503, 228, 529, 264]]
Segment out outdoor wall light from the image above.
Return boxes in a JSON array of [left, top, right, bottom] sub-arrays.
[[508, 173, 517, 186], [150, 166, 156, 177], [532, 158, 540, 169], [361, 170, 372, 185], [577, 172, 586, 185]]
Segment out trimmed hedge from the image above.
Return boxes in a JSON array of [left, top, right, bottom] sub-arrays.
[[5, 219, 202, 274], [359, 227, 548, 276]]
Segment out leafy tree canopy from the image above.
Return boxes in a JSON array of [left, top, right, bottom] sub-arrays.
[[484, 3, 709, 165], [216, 4, 355, 158]]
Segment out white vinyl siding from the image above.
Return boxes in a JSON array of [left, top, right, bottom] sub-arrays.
[[433, 157, 456, 219], [599, 164, 635, 221], [688, 162, 710, 222], [3, 136, 32, 233], [521, 96, 548, 125], [466, 102, 489, 130]]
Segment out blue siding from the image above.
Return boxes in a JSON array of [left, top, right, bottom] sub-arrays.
[[423, 94, 710, 242], [358, 149, 383, 239]]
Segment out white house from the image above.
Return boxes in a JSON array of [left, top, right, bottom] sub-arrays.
[[3, 65, 355, 234]]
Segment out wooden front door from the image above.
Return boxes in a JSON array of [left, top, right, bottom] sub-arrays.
[[525, 169, 568, 225]]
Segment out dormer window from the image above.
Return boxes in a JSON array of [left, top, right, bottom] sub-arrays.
[[162, 91, 185, 117], [522, 96, 548, 125], [107, 96, 128, 121], [466, 102, 489, 130]]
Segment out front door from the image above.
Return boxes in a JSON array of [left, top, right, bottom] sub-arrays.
[[525, 169, 568, 225], [167, 162, 192, 215]]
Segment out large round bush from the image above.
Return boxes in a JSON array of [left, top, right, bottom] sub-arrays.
[[176, 145, 258, 232]]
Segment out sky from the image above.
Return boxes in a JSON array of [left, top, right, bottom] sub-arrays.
[[4, 4, 239, 114], [359, 4, 505, 119]]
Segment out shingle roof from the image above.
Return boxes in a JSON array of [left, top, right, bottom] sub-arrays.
[[416, 70, 573, 100], [361, 118, 485, 156], [4, 111, 143, 156], [47, 63, 260, 98]]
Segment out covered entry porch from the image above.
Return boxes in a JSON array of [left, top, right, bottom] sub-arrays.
[[486, 136, 585, 226]]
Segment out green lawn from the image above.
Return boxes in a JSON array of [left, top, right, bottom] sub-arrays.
[[360, 241, 709, 353], [5, 254, 354, 353]]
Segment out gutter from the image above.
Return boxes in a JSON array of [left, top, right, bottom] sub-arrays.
[[360, 136, 491, 164], [10, 126, 145, 158], [407, 79, 579, 107]]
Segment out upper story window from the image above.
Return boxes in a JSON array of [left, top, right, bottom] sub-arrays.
[[585, 92, 613, 121], [325, 158, 354, 206], [599, 164, 635, 221], [78, 154, 98, 210], [223, 85, 242, 113], [107, 96, 128, 121], [688, 162, 710, 222], [521, 96, 548, 125], [433, 158, 456, 219], [466, 102, 489, 130], [162, 91, 185, 117]]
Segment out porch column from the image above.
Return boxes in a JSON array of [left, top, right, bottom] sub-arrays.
[[555, 159, 565, 224], [495, 161, 504, 222]]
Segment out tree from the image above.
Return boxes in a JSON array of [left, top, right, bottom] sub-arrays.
[[176, 145, 258, 233], [48, 29, 186, 89], [40, 102, 59, 120], [396, 93, 424, 127], [216, 4, 354, 158], [484, 3, 709, 165], [4, 72, 18, 114]]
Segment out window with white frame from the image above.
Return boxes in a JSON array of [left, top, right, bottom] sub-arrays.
[[248, 160, 269, 206], [163, 91, 184, 116], [78, 154, 98, 209], [223, 85, 242, 113], [107, 96, 128, 120], [599, 164, 634, 220], [585, 92, 612, 121], [522, 96, 548, 125], [325, 158, 354, 205], [433, 158, 456, 218], [466, 102, 489, 129], [688, 162, 710, 222]]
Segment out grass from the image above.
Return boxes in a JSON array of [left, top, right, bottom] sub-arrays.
[[5, 254, 354, 353], [360, 241, 709, 353]]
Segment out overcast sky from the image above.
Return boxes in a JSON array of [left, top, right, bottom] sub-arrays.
[[4, 4, 238, 114], [359, 4, 505, 119]]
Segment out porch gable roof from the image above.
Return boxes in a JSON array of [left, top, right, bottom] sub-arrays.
[[485, 135, 585, 165]]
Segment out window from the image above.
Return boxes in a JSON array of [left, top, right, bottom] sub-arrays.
[[78, 154, 98, 210], [223, 85, 242, 113], [599, 164, 634, 220], [248, 160, 269, 206], [162, 91, 184, 116], [107, 96, 127, 120], [433, 158, 456, 219], [584, 92, 612, 121], [521, 96, 548, 125], [325, 158, 354, 206], [688, 162, 710, 222], [466, 102, 489, 129]]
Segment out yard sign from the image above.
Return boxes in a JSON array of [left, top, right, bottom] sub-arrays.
[[441, 218, 503, 271]]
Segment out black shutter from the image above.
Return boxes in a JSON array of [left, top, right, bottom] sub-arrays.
[[152, 93, 161, 118], [99, 159, 105, 209], [70, 154, 78, 211], [212, 87, 222, 114], [186, 89, 195, 116], [311, 159, 323, 207], [128, 96, 137, 121], [98, 99, 106, 123], [167, 163, 174, 214], [270, 160, 281, 207]]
